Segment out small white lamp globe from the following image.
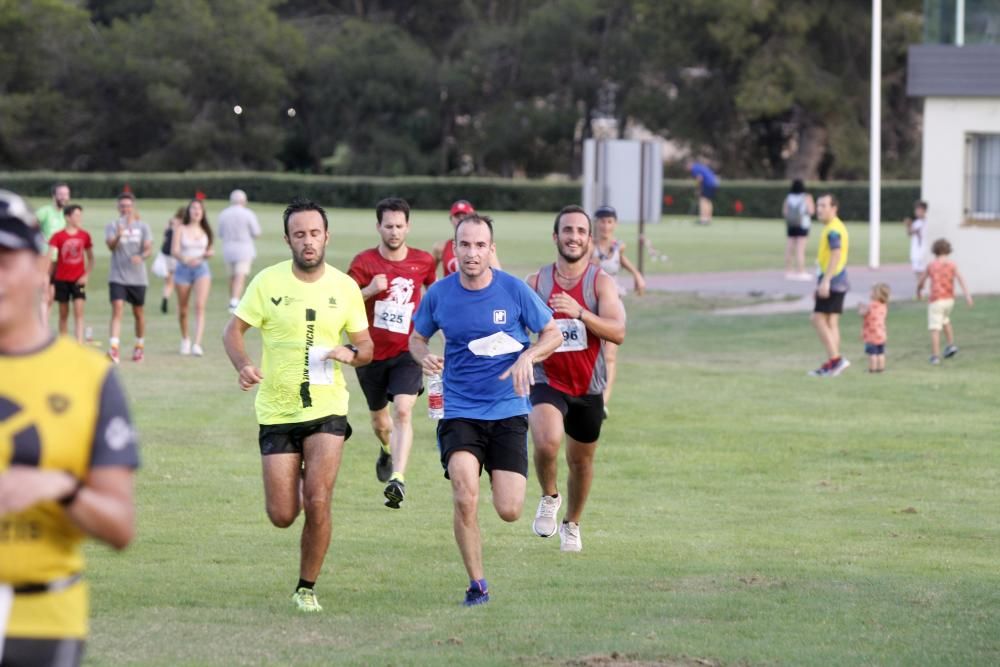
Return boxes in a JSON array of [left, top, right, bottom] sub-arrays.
[[233, 105, 243, 115]]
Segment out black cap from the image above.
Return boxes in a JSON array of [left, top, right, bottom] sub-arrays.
[[594, 205, 617, 219], [0, 190, 45, 254]]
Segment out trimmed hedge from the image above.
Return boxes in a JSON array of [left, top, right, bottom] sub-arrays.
[[662, 179, 921, 223], [0, 172, 919, 221]]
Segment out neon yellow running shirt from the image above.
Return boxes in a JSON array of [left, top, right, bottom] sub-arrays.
[[236, 260, 368, 425]]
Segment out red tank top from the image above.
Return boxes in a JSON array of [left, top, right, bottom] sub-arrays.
[[533, 264, 606, 396]]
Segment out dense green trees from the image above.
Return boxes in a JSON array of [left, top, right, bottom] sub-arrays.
[[0, 0, 923, 178]]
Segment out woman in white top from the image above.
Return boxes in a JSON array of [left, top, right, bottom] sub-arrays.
[[590, 205, 645, 416], [905, 200, 928, 279], [782, 179, 816, 280], [171, 199, 214, 356]]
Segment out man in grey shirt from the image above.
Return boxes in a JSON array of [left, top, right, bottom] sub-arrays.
[[104, 192, 152, 363], [217, 189, 261, 312]]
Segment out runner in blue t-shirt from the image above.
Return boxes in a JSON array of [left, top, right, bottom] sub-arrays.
[[410, 214, 561, 607]]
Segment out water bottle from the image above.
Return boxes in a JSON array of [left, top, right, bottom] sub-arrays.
[[427, 372, 444, 419], [84, 326, 93, 342]]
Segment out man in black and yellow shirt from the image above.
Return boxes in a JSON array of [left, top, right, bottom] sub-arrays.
[[0, 190, 139, 667]]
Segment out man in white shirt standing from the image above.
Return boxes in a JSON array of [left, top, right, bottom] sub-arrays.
[[217, 189, 262, 312]]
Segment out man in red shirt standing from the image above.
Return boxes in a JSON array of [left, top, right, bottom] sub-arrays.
[[48, 204, 94, 342], [526, 205, 625, 552], [348, 198, 437, 508]]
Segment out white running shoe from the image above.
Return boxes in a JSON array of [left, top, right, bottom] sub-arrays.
[[559, 521, 582, 552], [180, 338, 192, 355], [192, 343, 204, 357], [532, 494, 561, 538]]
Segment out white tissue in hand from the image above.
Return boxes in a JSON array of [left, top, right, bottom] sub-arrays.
[[467, 331, 524, 357]]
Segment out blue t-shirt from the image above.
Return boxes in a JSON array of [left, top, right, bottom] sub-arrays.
[[690, 162, 719, 188], [413, 269, 553, 420]]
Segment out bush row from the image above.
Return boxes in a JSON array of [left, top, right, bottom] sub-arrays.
[[1, 172, 919, 221]]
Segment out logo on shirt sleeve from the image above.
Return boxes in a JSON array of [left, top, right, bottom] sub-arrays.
[[493, 310, 507, 324]]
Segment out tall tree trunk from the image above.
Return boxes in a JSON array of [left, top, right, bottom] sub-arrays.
[[786, 123, 828, 181]]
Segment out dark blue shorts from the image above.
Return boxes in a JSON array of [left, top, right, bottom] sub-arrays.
[[864, 343, 885, 355]]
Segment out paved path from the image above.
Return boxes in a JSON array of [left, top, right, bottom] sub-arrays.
[[632, 264, 916, 315]]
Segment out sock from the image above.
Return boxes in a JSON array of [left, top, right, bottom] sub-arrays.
[[381, 442, 391, 454], [296, 578, 315, 592], [389, 472, 405, 483], [135, 338, 144, 347], [469, 578, 487, 592], [109, 337, 120, 348], [229, 298, 239, 307]]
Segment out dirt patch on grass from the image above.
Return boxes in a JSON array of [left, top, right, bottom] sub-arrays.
[[523, 653, 727, 667]]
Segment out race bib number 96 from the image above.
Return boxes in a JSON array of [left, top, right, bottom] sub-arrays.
[[555, 318, 587, 353]]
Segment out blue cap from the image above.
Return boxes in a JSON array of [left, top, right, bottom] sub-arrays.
[[594, 205, 617, 219]]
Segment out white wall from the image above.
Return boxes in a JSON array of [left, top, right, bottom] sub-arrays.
[[921, 97, 1000, 293]]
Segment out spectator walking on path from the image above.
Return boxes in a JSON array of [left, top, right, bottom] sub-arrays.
[[782, 179, 815, 280], [218, 189, 261, 313]]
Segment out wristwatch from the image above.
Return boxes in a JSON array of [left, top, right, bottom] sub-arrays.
[[345, 344, 359, 359]]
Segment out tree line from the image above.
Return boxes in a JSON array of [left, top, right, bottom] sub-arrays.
[[0, 0, 923, 180]]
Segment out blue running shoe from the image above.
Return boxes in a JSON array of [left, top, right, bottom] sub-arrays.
[[463, 579, 489, 607]]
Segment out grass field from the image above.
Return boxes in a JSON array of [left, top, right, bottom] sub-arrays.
[[57, 200, 997, 666]]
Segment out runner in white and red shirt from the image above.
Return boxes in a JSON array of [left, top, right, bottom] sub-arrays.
[[525, 205, 625, 553], [348, 197, 436, 509]]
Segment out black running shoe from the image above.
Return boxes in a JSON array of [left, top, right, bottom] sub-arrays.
[[160, 297, 168, 314], [384, 479, 405, 509], [375, 448, 392, 482]]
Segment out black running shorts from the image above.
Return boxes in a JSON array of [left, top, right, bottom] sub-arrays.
[[529, 383, 604, 444], [437, 416, 529, 478], [355, 351, 424, 411], [258, 414, 352, 455]]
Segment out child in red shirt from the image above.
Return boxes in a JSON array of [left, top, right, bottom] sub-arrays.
[[858, 282, 890, 373], [917, 238, 973, 365], [48, 204, 94, 342]]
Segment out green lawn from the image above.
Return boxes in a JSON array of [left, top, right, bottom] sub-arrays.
[[62, 200, 997, 666]]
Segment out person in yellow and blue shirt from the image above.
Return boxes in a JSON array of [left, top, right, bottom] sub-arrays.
[[222, 199, 373, 614], [0, 190, 139, 667], [808, 193, 851, 377]]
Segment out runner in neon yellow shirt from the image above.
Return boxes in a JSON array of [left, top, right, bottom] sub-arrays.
[[223, 199, 373, 613]]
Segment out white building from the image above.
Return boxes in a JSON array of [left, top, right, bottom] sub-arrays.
[[908, 0, 1000, 292]]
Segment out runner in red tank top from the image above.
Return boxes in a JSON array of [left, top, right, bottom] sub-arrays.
[[348, 197, 436, 509], [432, 200, 502, 277], [525, 205, 625, 552]]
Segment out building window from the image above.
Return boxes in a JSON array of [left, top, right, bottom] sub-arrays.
[[965, 133, 1000, 222]]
